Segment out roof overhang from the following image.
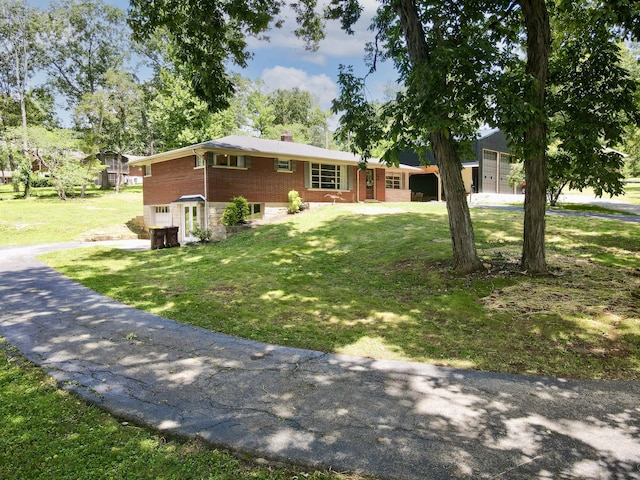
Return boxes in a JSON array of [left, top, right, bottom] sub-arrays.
[[171, 195, 206, 203], [129, 136, 421, 172]]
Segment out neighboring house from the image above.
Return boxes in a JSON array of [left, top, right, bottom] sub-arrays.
[[129, 134, 421, 244], [400, 129, 518, 200], [94, 151, 145, 188], [0, 170, 12, 184]]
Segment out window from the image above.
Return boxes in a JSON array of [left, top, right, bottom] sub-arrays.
[[310, 163, 347, 190], [386, 173, 403, 189], [155, 206, 170, 214], [195, 156, 205, 168], [246, 203, 263, 219], [207, 152, 248, 168], [144, 165, 152, 177], [275, 159, 295, 172]]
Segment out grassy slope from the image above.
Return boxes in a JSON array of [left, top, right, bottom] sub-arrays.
[[0, 184, 143, 246], [42, 202, 640, 380]]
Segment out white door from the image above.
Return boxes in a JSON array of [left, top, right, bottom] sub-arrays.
[[182, 204, 201, 243]]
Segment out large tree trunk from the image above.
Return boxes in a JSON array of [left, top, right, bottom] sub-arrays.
[[520, 0, 551, 274], [431, 131, 483, 273], [394, 0, 482, 273]]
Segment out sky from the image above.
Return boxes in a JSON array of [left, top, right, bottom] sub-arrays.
[[27, 0, 398, 122]]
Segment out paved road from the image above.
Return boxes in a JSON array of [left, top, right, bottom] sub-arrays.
[[1, 242, 640, 480]]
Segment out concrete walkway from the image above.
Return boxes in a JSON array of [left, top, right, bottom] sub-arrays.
[[1, 242, 639, 480]]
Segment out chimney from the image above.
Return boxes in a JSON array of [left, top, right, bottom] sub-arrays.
[[281, 131, 293, 142]]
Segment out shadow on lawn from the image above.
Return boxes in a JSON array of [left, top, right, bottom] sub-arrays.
[[1, 260, 640, 480], [46, 210, 640, 380]]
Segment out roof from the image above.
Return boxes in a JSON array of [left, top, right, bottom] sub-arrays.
[[130, 135, 421, 173]]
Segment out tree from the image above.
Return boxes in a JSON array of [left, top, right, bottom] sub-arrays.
[[543, 4, 638, 206], [330, 0, 500, 273], [44, 0, 129, 109], [620, 43, 640, 178], [146, 68, 239, 151], [75, 69, 143, 193], [129, 0, 312, 112], [0, 0, 44, 192]]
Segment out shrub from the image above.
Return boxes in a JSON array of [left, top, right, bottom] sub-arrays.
[[222, 196, 250, 226], [288, 190, 302, 214], [191, 226, 212, 243]]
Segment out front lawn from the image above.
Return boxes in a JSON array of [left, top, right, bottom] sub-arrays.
[[41, 203, 640, 380], [0, 184, 143, 246]]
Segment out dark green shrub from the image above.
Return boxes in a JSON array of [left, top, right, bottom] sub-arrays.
[[222, 196, 250, 226]]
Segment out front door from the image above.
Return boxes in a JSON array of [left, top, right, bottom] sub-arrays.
[[182, 204, 201, 243], [366, 170, 375, 200]]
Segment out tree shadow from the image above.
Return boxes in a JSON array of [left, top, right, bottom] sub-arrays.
[[41, 209, 640, 380], [1, 260, 639, 479]]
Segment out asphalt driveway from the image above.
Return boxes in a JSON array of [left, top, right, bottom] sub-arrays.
[[1, 242, 639, 480]]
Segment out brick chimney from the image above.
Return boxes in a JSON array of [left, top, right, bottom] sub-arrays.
[[281, 131, 293, 142]]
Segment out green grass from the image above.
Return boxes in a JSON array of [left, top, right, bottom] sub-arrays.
[[0, 184, 143, 246], [549, 203, 638, 215], [41, 203, 640, 380], [0, 341, 351, 480]]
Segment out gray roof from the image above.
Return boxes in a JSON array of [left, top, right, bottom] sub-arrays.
[[130, 135, 421, 172]]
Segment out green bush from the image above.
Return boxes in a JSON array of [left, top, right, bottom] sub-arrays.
[[222, 196, 250, 226], [288, 190, 302, 214], [191, 226, 213, 243]]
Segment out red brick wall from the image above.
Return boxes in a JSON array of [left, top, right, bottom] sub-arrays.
[[207, 156, 358, 204], [375, 168, 386, 202], [143, 155, 371, 206], [143, 156, 204, 205], [129, 165, 143, 178], [384, 188, 411, 202]]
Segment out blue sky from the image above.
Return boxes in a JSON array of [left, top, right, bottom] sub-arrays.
[[28, 0, 397, 116]]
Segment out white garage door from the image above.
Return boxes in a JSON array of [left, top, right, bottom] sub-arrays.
[[152, 206, 171, 226]]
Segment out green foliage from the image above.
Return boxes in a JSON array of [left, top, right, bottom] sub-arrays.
[[221, 196, 250, 226], [287, 190, 302, 214], [44, 0, 128, 109], [507, 161, 525, 188], [147, 68, 240, 150], [191, 226, 213, 243], [544, 3, 637, 203], [14, 162, 34, 198]]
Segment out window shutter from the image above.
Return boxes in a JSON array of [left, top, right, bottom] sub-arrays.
[[274, 158, 279, 171], [304, 162, 310, 188], [246, 157, 252, 169], [347, 166, 354, 190], [291, 160, 297, 172]]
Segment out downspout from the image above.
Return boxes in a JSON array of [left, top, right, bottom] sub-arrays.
[[196, 151, 209, 231]]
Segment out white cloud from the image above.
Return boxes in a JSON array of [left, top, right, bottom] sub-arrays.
[[248, 0, 380, 61], [260, 66, 338, 110]]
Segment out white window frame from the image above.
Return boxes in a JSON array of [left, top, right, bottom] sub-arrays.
[[208, 153, 248, 169], [194, 155, 205, 168], [144, 165, 152, 177], [385, 173, 403, 190], [310, 163, 347, 190], [277, 159, 292, 172], [246, 203, 264, 219], [155, 206, 170, 214]]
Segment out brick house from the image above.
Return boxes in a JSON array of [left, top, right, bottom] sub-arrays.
[[129, 134, 421, 244]]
